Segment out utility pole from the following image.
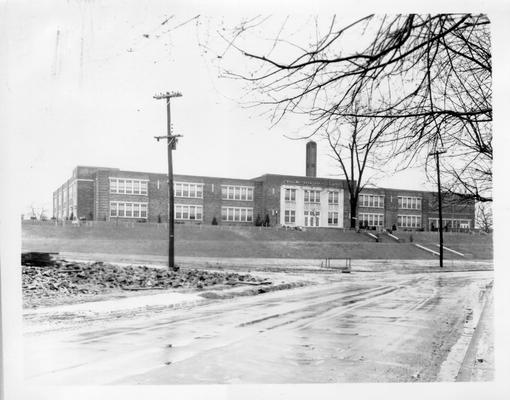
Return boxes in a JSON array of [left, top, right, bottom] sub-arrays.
[[429, 148, 447, 268], [154, 91, 183, 271]]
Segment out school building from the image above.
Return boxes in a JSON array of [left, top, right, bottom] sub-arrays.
[[52, 142, 475, 231]]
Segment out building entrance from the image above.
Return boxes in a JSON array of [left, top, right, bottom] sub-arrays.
[[304, 211, 320, 227]]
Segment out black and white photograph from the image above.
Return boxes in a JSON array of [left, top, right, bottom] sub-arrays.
[[1, 1, 509, 399]]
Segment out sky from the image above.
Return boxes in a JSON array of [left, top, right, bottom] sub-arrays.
[[0, 1, 503, 216]]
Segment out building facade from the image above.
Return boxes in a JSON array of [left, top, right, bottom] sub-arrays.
[[53, 165, 475, 231]]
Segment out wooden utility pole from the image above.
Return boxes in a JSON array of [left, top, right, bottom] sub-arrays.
[[154, 91, 182, 271], [430, 148, 447, 268]]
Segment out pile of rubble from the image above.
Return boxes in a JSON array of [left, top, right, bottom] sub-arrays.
[[22, 259, 267, 301]]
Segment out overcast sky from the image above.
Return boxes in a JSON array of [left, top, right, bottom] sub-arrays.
[[1, 1, 507, 216]]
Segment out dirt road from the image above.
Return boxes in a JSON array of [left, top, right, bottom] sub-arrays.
[[23, 270, 493, 384]]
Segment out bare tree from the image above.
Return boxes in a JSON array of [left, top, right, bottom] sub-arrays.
[[218, 14, 492, 201], [324, 113, 393, 228], [476, 202, 492, 233], [38, 207, 48, 221]]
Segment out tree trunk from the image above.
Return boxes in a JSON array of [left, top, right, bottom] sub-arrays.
[[350, 198, 357, 229]]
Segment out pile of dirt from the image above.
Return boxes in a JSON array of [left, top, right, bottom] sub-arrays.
[[22, 260, 266, 300]]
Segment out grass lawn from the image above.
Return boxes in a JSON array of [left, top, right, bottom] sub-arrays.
[[22, 222, 493, 260]]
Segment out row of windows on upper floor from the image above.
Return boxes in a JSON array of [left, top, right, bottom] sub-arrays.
[[358, 194, 423, 210], [109, 179, 255, 201], [107, 179, 425, 211], [284, 190, 423, 210], [285, 189, 340, 204]]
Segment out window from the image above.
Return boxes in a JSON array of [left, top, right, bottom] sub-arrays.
[[285, 188, 296, 201], [110, 179, 118, 193], [221, 207, 253, 222], [118, 202, 125, 217], [284, 210, 296, 224], [328, 211, 339, 225], [125, 203, 132, 217], [174, 182, 204, 198], [398, 196, 422, 210], [109, 178, 149, 195], [140, 181, 148, 195], [328, 191, 339, 205], [109, 201, 117, 217], [221, 185, 254, 201], [126, 180, 133, 194], [397, 214, 422, 228], [429, 218, 471, 229], [359, 213, 384, 227], [304, 190, 321, 203], [359, 194, 384, 208], [174, 205, 203, 221], [110, 201, 148, 219]]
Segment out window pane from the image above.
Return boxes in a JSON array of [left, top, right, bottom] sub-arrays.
[[183, 184, 189, 197], [197, 185, 203, 198], [221, 186, 227, 199], [141, 181, 148, 195], [196, 207, 202, 221], [247, 209, 253, 222], [221, 207, 227, 221], [190, 185, 196, 198], [118, 203, 125, 217]]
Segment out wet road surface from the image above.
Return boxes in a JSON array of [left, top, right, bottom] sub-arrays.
[[23, 270, 493, 384]]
